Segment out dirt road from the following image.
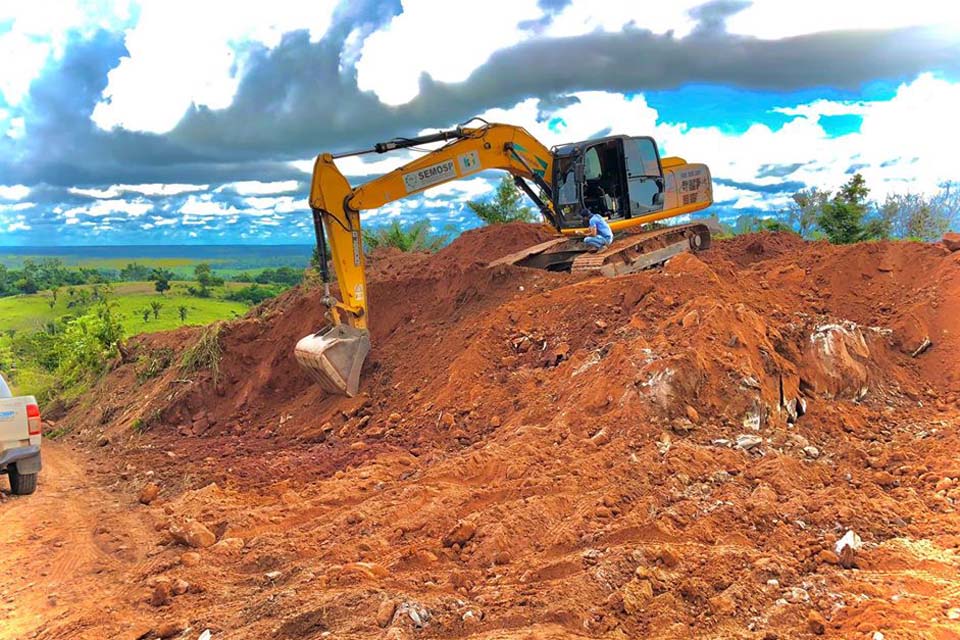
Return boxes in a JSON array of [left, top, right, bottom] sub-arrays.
[[0, 442, 167, 640]]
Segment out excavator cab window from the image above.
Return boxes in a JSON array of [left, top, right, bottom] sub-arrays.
[[623, 136, 665, 215]]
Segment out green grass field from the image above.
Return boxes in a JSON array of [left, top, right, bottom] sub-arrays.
[[0, 281, 250, 336]]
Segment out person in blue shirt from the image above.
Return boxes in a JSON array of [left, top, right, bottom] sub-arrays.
[[579, 209, 614, 251]]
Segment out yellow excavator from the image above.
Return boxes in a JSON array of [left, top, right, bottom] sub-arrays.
[[295, 119, 713, 396]]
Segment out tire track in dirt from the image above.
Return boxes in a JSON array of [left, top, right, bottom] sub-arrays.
[[0, 442, 160, 640]]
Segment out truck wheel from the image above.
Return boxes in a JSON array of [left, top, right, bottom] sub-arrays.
[[8, 468, 37, 495]]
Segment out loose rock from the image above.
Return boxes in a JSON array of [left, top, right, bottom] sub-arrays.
[[169, 520, 216, 549], [802, 445, 820, 459], [621, 578, 654, 614], [150, 582, 172, 607], [943, 232, 960, 252], [157, 621, 185, 638], [377, 599, 398, 627], [138, 482, 160, 505], [442, 520, 477, 547], [806, 610, 826, 635], [212, 537, 245, 554]]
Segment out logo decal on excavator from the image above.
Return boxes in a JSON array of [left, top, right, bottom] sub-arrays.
[[458, 151, 480, 175], [403, 160, 456, 193]]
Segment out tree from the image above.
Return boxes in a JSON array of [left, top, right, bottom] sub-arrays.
[[816, 173, 885, 244], [194, 263, 224, 288], [150, 268, 173, 295], [178, 305, 188, 323], [785, 187, 830, 238], [877, 183, 959, 241], [363, 220, 448, 252], [467, 176, 536, 224], [734, 214, 796, 235], [141, 308, 151, 322], [150, 300, 163, 319], [119, 262, 152, 281]]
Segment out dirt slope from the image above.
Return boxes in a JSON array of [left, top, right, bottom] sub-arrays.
[[5, 227, 960, 640]]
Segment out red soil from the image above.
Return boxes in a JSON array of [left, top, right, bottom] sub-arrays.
[[29, 227, 960, 639]]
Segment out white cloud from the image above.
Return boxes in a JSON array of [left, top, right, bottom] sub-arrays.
[[725, 1, 960, 39], [0, 0, 134, 107], [356, 0, 543, 106], [90, 0, 338, 133], [543, 1, 703, 39], [0, 184, 31, 200], [8, 220, 31, 232], [151, 216, 177, 227], [180, 195, 240, 216], [464, 75, 960, 211], [216, 180, 299, 195], [243, 195, 300, 213], [68, 183, 208, 198], [354, 0, 958, 108], [63, 198, 153, 218]]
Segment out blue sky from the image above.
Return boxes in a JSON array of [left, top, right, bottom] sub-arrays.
[[0, 0, 958, 245]]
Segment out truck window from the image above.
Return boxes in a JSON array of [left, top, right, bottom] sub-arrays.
[[0, 374, 11, 399]]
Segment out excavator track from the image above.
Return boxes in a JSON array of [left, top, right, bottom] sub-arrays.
[[492, 223, 712, 275], [571, 223, 712, 276]]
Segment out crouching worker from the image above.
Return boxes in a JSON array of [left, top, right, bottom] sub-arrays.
[[579, 209, 613, 252]]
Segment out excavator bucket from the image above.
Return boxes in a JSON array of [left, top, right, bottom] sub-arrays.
[[294, 325, 370, 397]]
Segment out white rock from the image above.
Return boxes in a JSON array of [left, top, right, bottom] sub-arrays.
[[802, 445, 821, 459], [835, 530, 862, 556], [735, 434, 763, 450], [872, 632, 884, 640]]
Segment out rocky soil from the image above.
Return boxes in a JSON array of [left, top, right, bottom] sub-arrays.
[[3, 225, 960, 640]]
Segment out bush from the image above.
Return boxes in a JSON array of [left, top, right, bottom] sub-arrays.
[[226, 284, 282, 305], [180, 323, 223, 383], [363, 220, 447, 252], [2, 302, 123, 402], [253, 267, 303, 286], [135, 347, 174, 383]]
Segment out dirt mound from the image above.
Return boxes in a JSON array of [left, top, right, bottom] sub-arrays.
[[705, 230, 809, 268], [49, 230, 960, 639]]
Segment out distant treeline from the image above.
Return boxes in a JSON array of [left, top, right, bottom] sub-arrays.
[[722, 176, 959, 243], [0, 258, 305, 298]]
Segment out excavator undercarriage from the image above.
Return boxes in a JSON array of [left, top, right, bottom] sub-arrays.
[[491, 222, 712, 276]]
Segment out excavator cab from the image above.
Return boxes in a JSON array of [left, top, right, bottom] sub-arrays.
[[552, 136, 669, 228]]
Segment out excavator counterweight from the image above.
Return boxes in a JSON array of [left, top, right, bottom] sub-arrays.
[[295, 120, 713, 395]]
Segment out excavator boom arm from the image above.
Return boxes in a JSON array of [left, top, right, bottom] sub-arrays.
[[307, 123, 555, 328]]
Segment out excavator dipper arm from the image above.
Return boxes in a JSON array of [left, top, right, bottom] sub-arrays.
[[297, 123, 555, 395]]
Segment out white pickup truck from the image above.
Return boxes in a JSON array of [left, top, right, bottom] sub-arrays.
[[0, 373, 42, 495]]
